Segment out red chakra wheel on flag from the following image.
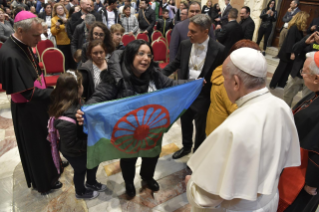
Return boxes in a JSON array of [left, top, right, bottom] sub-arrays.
[[111, 104, 170, 154]]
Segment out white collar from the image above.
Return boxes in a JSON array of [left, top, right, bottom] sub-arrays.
[[70, 2, 74, 6], [195, 36, 209, 46], [235, 87, 269, 107]]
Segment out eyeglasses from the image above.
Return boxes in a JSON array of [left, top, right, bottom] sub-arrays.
[[57, 7, 64, 10], [93, 32, 105, 37], [189, 10, 200, 13], [136, 52, 153, 59], [300, 69, 310, 76]]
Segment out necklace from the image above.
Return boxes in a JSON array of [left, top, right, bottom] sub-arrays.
[[10, 36, 42, 86]]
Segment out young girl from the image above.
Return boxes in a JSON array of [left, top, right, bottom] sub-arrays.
[[48, 71, 107, 200]]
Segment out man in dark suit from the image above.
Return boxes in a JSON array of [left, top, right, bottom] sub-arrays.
[[69, 0, 102, 37], [169, 1, 215, 62], [216, 8, 243, 55], [163, 14, 226, 159], [239, 6, 255, 40], [65, 0, 78, 11], [220, 0, 232, 26], [307, 17, 319, 34], [274, 0, 300, 58], [99, 0, 120, 28], [138, 0, 155, 41]]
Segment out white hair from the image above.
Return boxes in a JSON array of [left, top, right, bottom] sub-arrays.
[[306, 51, 319, 75], [41, 21, 48, 27], [226, 59, 266, 89], [14, 17, 43, 31]]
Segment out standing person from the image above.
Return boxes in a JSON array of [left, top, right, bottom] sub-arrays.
[[76, 39, 190, 198], [169, 1, 215, 62], [151, 0, 160, 20], [220, 0, 231, 26], [0, 8, 14, 42], [121, 5, 138, 35], [201, 0, 211, 15], [66, 5, 80, 40], [36, 0, 44, 13], [274, 0, 300, 59], [81, 22, 114, 63], [282, 32, 317, 107], [156, 9, 173, 37], [50, 71, 106, 200], [0, 11, 62, 194], [138, 0, 155, 40], [99, 0, 119, 29], [119, 0, 135, 16], [277, 51, 319, 212], [270, 11, 309, 89], [65, 0, 78, 11], [163, 15, 225, 158], [185, 47, 300, 212], [174, 0, 187, 24], [51, 3, 76, 70], [215, 8, 243, 55], [239, 6, 255, 40], [256, 0, 277, 56], [209, 3, 220, 26], [160, 0, 173, 19], [38, 3, 52, 31]]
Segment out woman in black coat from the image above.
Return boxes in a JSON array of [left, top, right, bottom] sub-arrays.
[[256, 0, 277, 55], [76, 40, 188, 198], [209, 3, 220, 26], [270, 11, 309, 89]]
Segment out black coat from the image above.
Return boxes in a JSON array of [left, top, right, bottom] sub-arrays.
[[99, 7, 120, 26], [220, 4, 232, 26], [54, 105, 87, 157], [71, 22, 86, 56], [69, 11, 102, 36], [156, 18, 173, 37], [282, 7, 300, 26], [162, 38, 226, 111], [38, 12, 51, 21], [216, 20, 243, 54], [86, 50, 188, 104], [209, 6, 220, 26], [138, 6, 156, 32], [307, 17, 319, 34], [79, 59, 95, 100], [259, 8, 277, 29], [239, 16, 255, 40]]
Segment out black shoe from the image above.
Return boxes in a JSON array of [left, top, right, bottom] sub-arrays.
[[141, 179, 159, 191], [125, 183, 136, 197], [85, 182, 107, 192], [272, 56, 279, 59], [51, 181, 63, 189], [172, 147, 191, 159], [76, 189, 99, 200], [262, 52, 266, 56], [62, 161, 69, 167]]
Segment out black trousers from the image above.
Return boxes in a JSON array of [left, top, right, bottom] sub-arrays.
[[256, 25, 273, 51], [120, 155, 159, 184], [181, 106, 207, 152], [57, 44, 77, 71], [63, 154, 98, 195]]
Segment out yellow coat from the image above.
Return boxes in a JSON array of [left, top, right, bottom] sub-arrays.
[[51, 15, 70, 45], [205, 65, 237, 136]]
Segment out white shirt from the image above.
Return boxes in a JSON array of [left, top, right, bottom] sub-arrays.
[[187, 87, 301, 211], [106, 10, 115, 29], [45, 16, 51, 28], [188, 36, 209, 79]]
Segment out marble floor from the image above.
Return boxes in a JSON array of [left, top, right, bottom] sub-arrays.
[[0, 48, 315, 212]]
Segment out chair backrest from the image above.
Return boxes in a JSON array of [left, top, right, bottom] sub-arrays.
[[42, 48, 65, 75], [166, 29, 172, 46], [0, 42, 3, 49], [137, 33, 149, 42], [36, 40, 54, 62], [122, 34, 136, 46], [151, 30, 163, 42], [151, 40, 167, 62]]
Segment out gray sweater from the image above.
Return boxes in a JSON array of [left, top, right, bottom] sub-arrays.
[[0, 19, 14, 42]]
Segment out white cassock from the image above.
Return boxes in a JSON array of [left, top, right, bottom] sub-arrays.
[[187, 87, 301, 212]]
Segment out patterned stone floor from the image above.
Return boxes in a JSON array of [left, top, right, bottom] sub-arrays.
[[0, 47, 313, 212]]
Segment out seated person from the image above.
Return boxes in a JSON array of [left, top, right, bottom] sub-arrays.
[[110, 24, 125, 50]]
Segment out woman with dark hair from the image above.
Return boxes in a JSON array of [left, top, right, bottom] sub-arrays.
[[209, 3, 220, 26], [38, 3, 52, 28], [66, 5, 80, 40], [256, 0, 277, 56], [81, 22, 114, 63], [80, 40, 109, 100], [76, 40, 189, 197]]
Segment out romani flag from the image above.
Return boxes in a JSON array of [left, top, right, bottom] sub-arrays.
[[82, 79, 203, 169]]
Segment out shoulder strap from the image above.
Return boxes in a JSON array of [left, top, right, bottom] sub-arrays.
[[58, 116, 76, 124], [142, 9, 151, 25]]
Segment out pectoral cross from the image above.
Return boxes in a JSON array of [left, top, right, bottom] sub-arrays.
[[37, 76, 42, 86]]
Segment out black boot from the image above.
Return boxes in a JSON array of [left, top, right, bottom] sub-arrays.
[[125, 183, 136, 197], [141, 178, 159, 191], [172, 147, 191, 159]]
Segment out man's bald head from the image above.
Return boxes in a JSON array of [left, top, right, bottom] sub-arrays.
[[80, 0, 92, 13]]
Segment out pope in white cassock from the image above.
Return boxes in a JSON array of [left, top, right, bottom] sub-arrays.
[[185, 47, 301, 212]]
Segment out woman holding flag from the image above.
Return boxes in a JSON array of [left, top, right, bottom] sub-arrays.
[[76, 40, 189, 197]]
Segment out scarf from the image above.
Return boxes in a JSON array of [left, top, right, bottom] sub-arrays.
[[130, 68, 152, 94]]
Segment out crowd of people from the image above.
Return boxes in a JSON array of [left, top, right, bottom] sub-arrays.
[[0, 0, 319, 211]]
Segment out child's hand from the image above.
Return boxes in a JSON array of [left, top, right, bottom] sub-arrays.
[[76, 109, 84, 125]]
